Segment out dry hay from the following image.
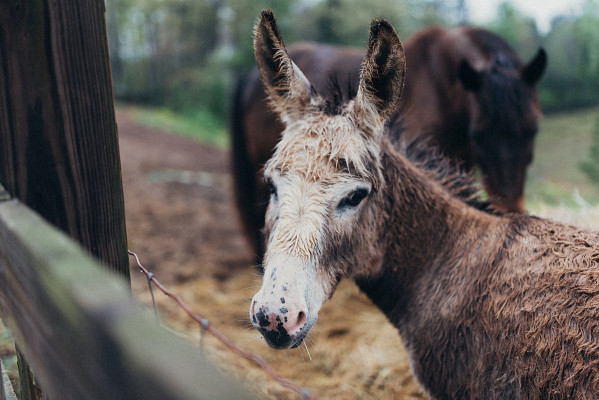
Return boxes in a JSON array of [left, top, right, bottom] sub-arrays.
[[131, 269, 423, 400]]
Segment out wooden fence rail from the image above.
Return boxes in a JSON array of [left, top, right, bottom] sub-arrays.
[[0, 185, 255, 400]]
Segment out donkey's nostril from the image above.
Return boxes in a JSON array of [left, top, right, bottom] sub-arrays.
[[296, 310, 307, 327]]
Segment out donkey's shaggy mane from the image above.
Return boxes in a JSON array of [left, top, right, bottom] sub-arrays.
[[318, 74, 358, 116], [302, 76, 500, 213], [275, 78, 497, 213], [402, 139, 500, 214]]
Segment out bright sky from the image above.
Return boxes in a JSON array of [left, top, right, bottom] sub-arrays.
[[465, 0, 588, 33]]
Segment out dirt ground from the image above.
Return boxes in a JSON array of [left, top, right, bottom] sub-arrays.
[[119, 108, 424, 400]]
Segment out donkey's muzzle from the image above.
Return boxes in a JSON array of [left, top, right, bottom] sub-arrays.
[[250, 301, 310, 349]]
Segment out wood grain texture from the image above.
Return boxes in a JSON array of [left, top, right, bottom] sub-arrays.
[[0, 0, 128, 278], [0, 198, 254, 400]]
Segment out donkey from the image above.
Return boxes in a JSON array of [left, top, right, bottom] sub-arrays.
[[231, 26, 546, 265], [250, 10, 599, 399]]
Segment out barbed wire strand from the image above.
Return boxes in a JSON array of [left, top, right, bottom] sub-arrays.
[[146, 272, 160, 320], [128, 250, 317, 400]]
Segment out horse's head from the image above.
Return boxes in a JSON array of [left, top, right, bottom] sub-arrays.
[[458, 49, 547, 212], [249, 10, 405, 349]]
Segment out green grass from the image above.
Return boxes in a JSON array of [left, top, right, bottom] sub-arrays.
[[526, 106, 599, 209], [126, 105, 229, 149]]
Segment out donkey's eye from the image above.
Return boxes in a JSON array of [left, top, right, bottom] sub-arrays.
[[337, 188, 369, 210], [267, 179, 278, 198]]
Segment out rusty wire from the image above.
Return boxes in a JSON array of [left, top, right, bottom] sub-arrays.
[[128, 250, 318, 400]]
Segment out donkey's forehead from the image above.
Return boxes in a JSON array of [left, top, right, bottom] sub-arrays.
[[265, 113, 379, 182]]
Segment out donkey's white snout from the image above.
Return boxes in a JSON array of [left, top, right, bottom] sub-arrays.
[[251, 253, 324, 349], [250, 290, 311, 349], [250, 297, 308, 333]]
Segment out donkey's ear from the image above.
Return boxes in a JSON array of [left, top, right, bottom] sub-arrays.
[[521, 48, 547, 86], [355, 19, 406, 135], [254, 10, 313, 122], [458, 59, 482, 92]]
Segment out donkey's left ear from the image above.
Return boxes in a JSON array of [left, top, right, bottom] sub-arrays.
[[254, 10, 313, 123], [355, 19, 406, 135]]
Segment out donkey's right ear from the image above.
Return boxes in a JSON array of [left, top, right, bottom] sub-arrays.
[[254, 10, 313, 122], [355, 19, 406, 137]]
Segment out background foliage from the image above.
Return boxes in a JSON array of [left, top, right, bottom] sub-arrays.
[[106, 0, 599, 119], [105, 0, 599, 180]]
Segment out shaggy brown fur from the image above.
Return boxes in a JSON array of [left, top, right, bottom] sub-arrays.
[[250, 11, 599, 399], [358, 142, 599, 398]]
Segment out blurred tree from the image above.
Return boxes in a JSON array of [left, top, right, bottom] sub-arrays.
[[455, 0, 468, 25], [540, 1, 599, 111], [575, 1, 599, 81], [107, 0, 221, 104], [103, 0, 599, 131], [294, 0, 432, 47], [108, 0, 299, 114], [486, 2, 541, 56], [106, 0, 125, 82], [413, 0, 447, 28], [541, 17, 581, 110], [227, 0, 297, 75]]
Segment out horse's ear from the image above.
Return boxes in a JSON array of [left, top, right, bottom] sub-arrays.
[[521, 48, 547, 86], [458, 59, 482, 92], [253, 10, 312, 122], [355, 18, 406, 136]]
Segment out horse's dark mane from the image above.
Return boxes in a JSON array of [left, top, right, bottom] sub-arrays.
[[465, 29, 531, 129]]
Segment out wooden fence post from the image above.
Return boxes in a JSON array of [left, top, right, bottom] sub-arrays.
[[0, 1, 129, 398], [0, 0, 129, 277]]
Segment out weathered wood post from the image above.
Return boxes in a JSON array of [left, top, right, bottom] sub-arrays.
[[0, 0, 129, 398], [0, 0, 128, 276]]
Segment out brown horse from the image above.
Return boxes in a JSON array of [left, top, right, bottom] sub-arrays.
[[231, 25, 546, 264], [250, 10, 599, 399], [397, 26, 547, 212]]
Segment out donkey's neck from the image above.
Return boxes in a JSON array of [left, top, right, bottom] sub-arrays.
[[356, 139, 510, 326]]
